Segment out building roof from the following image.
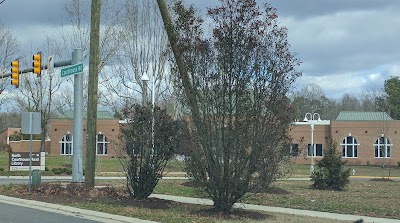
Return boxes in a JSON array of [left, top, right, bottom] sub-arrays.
[[336, 111, 393, 121], [55, 111, 116, 119]]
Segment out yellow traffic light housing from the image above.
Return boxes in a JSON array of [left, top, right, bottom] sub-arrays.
[[10, 60, 19, 87], [32, 53, 42, 76]]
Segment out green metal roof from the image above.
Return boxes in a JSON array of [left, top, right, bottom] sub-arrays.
[[56, 111, 116, 119], [336, 111, 393, 121]]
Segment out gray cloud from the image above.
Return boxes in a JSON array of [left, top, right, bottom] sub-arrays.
[[0, 0, 63, 26], [1, 0, 398, 99]]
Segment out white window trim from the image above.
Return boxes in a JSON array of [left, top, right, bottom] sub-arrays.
[[307, 144, 323, 157], [59, 134, 73, 156], [374, 137, 392, 158], [341, 136, 359, 158], [96, 134, 110, 156]]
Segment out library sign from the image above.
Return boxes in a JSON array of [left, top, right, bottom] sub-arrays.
[[9, 152, 40, 167]]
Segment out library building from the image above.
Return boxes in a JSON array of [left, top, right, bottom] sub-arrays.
[[289, 111, 400, 166]]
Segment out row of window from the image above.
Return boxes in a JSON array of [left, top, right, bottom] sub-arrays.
[[289, 136, 392, 158], [60, 134, 110, 155]]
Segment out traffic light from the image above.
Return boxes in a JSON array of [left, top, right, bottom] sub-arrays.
[[10, 60, 19, 87], [32, 53, 42, 77]]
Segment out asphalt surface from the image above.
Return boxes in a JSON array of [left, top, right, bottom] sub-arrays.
[[0, 202, 101, 223], [0, 195, 157, 223]]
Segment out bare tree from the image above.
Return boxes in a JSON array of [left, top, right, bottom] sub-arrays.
[[45, 0, 124, 116], [12, 54, 62, 152], [100, 0, 173, 113], [0, 21, 20, 110]]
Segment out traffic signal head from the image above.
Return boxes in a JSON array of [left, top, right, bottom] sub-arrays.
[[10, 60, 19, 87], [32, 53, 42, 76]]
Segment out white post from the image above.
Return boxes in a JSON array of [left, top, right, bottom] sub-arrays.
[[151, 73, 155, 154], [310, 123, 314, 175], [304, 112, 320, 176]]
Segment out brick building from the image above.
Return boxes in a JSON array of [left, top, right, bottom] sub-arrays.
[[3, 110, 400, 167], [3, 111, 120, 157], [290, 111, 400, 166], [49, 111, 120, 156]]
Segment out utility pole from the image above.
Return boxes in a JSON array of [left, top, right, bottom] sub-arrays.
[[85, 0, 101, 188]]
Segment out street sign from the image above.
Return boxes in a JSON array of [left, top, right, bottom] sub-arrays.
[[61, 63, 83, 77]]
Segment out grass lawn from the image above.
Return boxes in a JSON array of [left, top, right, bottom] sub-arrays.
[[0, 151, 185, 175], [284, 163, 400, 178], [2, 150, 399, 176], [0, 183, 351, 223], [154, 179, 400, 220]]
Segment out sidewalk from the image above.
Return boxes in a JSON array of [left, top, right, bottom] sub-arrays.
[[150, 194, 400, 223]]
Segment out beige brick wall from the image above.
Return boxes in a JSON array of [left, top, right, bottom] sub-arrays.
[[332, 120, 400, 165], [290, 120, 400, 166], [49, 118, 120, 156]]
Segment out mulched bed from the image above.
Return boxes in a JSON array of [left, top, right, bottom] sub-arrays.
[[8, 183, 177, 210], [2, 183, 269, 221]]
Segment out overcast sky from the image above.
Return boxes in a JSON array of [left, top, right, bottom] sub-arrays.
[[1, 0, 400, 99]]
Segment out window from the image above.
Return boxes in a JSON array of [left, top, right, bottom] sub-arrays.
[[341, 136, 359, 158], [287, 144, 299, 156], [60, 134, 73, 155], [374, 136, 391, 158], [308, 144, 323, 157], [96, 134, 109, 155]]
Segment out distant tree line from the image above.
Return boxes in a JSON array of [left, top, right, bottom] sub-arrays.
[[290, 78, 400, 120]]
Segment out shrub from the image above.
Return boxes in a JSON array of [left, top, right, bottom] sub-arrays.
[[51, 167, 72, 175], [52, 168, 64, 175], [64, 168, 72, 175], [0, 141, 12, 152], [119, 104, 178, 199], [311, 138, 350, 190]]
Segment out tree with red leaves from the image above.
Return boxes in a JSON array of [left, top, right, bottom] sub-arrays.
[[158, 0, 301, 212]]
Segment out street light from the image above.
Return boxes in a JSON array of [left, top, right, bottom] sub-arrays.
[[141, 72, 155, 154], [303, 112, 321, 175], [141, 73, 149, 105]]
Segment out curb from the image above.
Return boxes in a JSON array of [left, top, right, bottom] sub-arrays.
[[0, 195, 157, 223], [150, 194, 400, 223]]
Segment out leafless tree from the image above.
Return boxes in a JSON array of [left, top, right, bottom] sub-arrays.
[[100, 0, 174, 114], [0, 21, 20, 110], [11, 0, 123, 152], [43, 0, 123, 115]]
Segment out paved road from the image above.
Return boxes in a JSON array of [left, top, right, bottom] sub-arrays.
[[0, 202, 101, 223], [0, 195, 157, 223]]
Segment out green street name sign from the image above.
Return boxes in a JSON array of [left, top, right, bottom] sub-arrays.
[[61, 63, 84, 77]]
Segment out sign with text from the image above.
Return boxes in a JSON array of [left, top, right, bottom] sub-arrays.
[[61, 63, 83, 77], [9, 152, 40, 167]]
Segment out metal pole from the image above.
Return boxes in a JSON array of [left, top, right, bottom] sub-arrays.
[[310, 123, 314, 175], [143, 81, 148, 106], [151, 74, 155, 154], [72, 48, 84, 183], [28, 112, 33, 194]]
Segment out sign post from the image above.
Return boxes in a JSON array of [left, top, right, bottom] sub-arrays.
[[70, 49, 84, 183], [21, 112, 41, 194]]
